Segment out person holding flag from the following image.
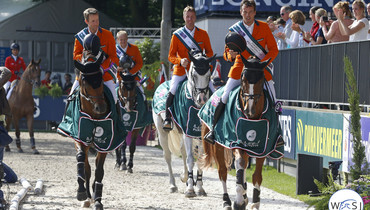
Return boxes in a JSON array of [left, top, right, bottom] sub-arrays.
[[163, 6, 214, 131]]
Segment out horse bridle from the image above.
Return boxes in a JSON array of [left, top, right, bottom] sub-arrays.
[[21, 65, 39, 85], [79, 70, 105, 106], [118, 80, 137, 109]]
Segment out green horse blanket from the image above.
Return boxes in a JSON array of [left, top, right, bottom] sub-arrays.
[[198, 86, 284, 159], [57, 86, 127, 153], [117, 86, 153, 134], [152, 80, 208, 138]]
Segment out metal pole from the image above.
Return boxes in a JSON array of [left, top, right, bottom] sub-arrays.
[[160, 0, 171, 78]]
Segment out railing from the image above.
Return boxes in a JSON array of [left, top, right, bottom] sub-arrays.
[[273, 40, 370, 107], [110, 27, 176, 39]]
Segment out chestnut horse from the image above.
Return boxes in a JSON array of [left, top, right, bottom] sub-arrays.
[[5, 59, 41, 154], [200, 57, 284, 210]]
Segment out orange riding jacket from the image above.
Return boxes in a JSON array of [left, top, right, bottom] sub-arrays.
[[73, 27, 119, 82], [116, 43, 143, 80], [168, 27, 213, 76], [224, 20, 278, 81]]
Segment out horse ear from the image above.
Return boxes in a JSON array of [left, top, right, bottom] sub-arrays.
[[188, 51, 196, 63], [74, 60, 86, 72], [206, 54, 217, 63], [261, 58, 271, 68], [37, 58, 41, 65]]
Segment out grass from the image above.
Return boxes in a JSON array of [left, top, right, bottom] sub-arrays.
[[230, 164, 323, 207]]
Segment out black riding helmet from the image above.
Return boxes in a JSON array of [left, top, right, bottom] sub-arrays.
[[10, 43, 20, 51], [83, 34, 101, 56], [225, 32, 246, 53]]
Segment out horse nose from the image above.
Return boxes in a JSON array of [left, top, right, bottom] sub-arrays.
[[94, 103, 107, 114], [197, 93, 207, 106]]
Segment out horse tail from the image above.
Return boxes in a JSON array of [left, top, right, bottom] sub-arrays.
[[199, 123, 216, 169]]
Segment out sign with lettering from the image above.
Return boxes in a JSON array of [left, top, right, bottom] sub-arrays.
[[194, 0, 342, 15], [279, 108, 296, 160], [296, 110, 342, 168], [0, 47, 11, 66]]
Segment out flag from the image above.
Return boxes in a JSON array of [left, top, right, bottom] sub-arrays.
[[211, 59, 221, 80], [158, 62, 168, 84]]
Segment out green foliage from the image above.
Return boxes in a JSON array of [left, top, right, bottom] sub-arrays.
[[141, 61, 161, 100], [346, 175, 370, 209], [48, 84, 63, 98], [135, 38, 160, 65], [343, 56, 368, 180], [34, 85, 49, 98]]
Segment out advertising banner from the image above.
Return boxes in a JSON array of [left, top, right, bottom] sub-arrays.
[[296, 110, 343, 168], [0, 47, 11, 66], [279, 108, 296, 160], [194, 0, 342, 15], [33, 96, 67, 121], [342, 114, 370, 173]]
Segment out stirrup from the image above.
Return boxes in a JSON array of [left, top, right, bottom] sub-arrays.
[[204, 131, 215, 145], [163, 118, 173, 131], [274, 101, 283, 114]]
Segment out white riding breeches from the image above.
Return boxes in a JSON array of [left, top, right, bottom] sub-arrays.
[[265, 80, 277, 103], [221, 78, 240, 104], [169, 74, 186, 95]]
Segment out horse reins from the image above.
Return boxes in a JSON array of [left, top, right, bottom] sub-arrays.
[[118, 80, 137, 108]]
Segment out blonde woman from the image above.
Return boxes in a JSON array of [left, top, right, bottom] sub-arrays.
[[337, 0, 369, 41], [320, 1, 353, 43], [276, 10, 306, 48]]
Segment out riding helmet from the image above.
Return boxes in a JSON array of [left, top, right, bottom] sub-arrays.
[[10, 43, 20, 51], [225, 32, 246, 53], [83, 34, 101, 56]]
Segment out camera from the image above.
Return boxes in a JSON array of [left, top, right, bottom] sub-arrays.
[[329, 161, 342, 180], [322, 16, 328, 22]]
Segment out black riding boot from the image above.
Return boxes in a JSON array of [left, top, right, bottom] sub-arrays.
[[163, 93, 175, 131], [204, 101, 226, 144]]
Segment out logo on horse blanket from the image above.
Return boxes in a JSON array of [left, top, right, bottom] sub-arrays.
[[57, 86, 127, 152], [117, 86, 153, 133], [198, 86, 284, 159], [152, 80, 206, 138]]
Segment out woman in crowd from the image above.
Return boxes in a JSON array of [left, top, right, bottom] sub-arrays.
[[307, 8, 328, 45], [276, 10, 307, 48]]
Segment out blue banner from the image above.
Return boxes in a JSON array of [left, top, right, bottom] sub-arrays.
[[0, 47, 11, 66], [194, 0, 344, 15], [33, 96, 67, 121], [279, 109, 296, 160]]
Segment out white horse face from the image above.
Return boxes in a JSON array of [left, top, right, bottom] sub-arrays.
[[186, 53, 213, 108]]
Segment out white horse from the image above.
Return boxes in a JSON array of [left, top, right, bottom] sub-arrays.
[[152, 50, 215, 197]]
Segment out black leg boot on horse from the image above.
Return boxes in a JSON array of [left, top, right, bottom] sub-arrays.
[[76, 151, 88, 201], [93, 181, 103, 210], [204, 101, 226, 144], [163, 93, 175, 131]]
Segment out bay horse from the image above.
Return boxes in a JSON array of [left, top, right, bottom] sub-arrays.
[[152, 50, 216, 197], [115, 54, 152, 173], [199, 56, 284, 210], [5, 59, 41, 154], [57, 34, 126, 209]]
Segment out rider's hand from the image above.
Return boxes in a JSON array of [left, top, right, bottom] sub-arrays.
[[180, 58, 189, 68], [229, 50, 238, 59]]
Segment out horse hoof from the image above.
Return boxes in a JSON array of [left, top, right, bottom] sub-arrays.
[[77, 191, 88, 201], [180, 173, 188, 183], [232, 201, 247, 210], [169, 185, 178, 193], [33, 149, 40, 154], [197, 189, 207, 196], [223, 203, 232, 210], [185, 189, 196, 198], [17, 148, 23, 153], [5, 147, 10, 152], [94, 201, 103, 210], [127, 167, 133, 173], [81, 198, 91, 207], [250, 202, 260, 210], [114, 162, 120, 170], [120, 164, 127, 171]]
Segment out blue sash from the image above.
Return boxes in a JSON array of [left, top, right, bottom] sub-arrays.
[[174, 27, 201, 51]]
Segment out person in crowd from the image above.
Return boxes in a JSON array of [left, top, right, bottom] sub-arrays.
[[51, 73, 62, 87], [321, 2, 353, 43], [303, 6, 321, 45], [41, 71, 51, 88], [277, 5, 293, 49], [276, 10, 307, 48], [115, 30, 145, 100], [205, 0, 278, 142], [71, 8, 119, 104], [3, 43, 26, 99], [274, 18, 286, 49], [63, 73, 72, 95], [307, 8, 328, 45], [163, 5, 214, 130], [337, 0, 369, 41], [267, 16, 279, 43]]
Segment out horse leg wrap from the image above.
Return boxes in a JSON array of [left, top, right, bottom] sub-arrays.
[[30, 137, 36, 148], [187, 171, 194, 186], [76, 152, 86, 184], [223, 193, 232, 207], [93, 182, 103, 202], [16, 138, 21, 148], [252, 187, 261, 203], [115, 149, 121, 166], [236, 169, 247, 190], [195, 170, 202, 186]]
